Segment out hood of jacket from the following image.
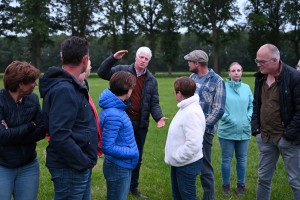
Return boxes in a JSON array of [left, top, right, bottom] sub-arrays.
[[39, 66, 87, 99], [226, 77, 242, 91], [98, 88, 129, 110]]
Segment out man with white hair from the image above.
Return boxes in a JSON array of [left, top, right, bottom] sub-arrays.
[[98, 47, 168, 199], [252, 44, 300, 200]]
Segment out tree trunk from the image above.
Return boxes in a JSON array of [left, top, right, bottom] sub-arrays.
[[168, 62, 172, 77], [122, 0, 129, 64], [150, 30, 156, 75], [112, 27, 117, 53], [212, 19, 220, 74], [31, 35, 41, 69], [71, 0, 75, 36], [213, 45, 220, 74]]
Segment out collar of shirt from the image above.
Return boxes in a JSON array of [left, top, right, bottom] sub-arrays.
[[136, 68, 147, 78]]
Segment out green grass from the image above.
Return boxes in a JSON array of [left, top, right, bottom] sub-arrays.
[[3, 73, 293, 199]]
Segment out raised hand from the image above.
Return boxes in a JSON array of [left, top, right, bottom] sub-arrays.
[[113, 50, 128, 60]]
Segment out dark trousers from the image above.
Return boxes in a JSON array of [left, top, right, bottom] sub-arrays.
[[171, 159, 203, 200], [200, 133, 215, 200], [130, 120, 148, 191]]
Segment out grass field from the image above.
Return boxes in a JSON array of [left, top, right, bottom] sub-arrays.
[[5, 73, 293, 199]]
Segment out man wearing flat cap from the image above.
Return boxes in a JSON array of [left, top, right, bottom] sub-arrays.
[[185, 50, 226, 200]]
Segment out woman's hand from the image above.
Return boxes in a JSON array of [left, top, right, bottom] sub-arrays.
[[1, 120, 8, 129]]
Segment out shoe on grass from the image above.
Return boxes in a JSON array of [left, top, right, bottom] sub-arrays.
[[222, 184, 230, 195], [236, 183, 245, 196], [130, 189, 149, 199]]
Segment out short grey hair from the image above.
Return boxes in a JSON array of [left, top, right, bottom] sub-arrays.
[[262, 44, 280, 61], [136, 47, 152, 60]]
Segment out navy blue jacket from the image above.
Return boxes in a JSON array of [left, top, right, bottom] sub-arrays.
[[251, 62, 300, 144], [99, 89, 139, 170], [0, 89, 45, 168], [97, 55, 164, 128], [39, 67, 98, 172]]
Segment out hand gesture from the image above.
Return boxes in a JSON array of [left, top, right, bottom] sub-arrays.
[[157, 117, 168, 128], [113, 50, 128, 60]]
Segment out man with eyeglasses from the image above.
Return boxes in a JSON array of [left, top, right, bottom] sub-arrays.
[[252, 44, 300, 200]]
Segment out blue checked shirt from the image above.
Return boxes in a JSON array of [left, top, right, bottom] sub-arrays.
[[190, 69, 226, 135]]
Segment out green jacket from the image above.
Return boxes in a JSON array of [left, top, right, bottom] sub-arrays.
[[218, 78, 253, 140]]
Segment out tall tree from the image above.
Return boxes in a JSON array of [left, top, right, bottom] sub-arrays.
[[131, 0, 164, 75], [245, 0, 269, 60], [98, 0, 136, 62], [182, 0, 241, 74], [0, 0, 15, 36], [98, 0, 121, 53], [283, 0, 300, 60], [13, 0, 63, 69], [159, 0, 181, 76], [60, 0, 100, 37], [245, 0, 286, 59], [119, 0, 136, 64]]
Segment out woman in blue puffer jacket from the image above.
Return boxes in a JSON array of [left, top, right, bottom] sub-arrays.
[[99, 71, 139, 200], [217, 62, 253, 196]]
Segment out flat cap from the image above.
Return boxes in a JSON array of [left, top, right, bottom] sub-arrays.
[[184, 50, 208, 63]]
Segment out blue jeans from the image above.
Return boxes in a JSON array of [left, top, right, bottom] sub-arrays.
[[218, 137, 250, 185], [48, 167, 92, 200], [130, 120, 148, 191], [103, 158, 132, 200], [171, 159, 203, 200], [0, 157, 39, 200], [200, 133, 214, 200], [256, 135, 300, 200]]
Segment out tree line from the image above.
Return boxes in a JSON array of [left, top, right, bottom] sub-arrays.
[[0, 0, 299, 75]]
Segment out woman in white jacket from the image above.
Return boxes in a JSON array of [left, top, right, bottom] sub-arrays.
[[165, 76, 206, 200]]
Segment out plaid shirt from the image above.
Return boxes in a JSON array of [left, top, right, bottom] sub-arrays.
[[190, 69, 226, 134]]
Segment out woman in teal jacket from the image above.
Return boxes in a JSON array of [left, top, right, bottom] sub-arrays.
[[217, 62, 253, 196]]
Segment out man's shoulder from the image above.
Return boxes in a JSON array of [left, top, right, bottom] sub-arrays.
[[113, 63, 134, 72], [145, 69, 156, 79], [189, 73, 197, 79], [48, 80, 79, 98], [208, 69, 223, 80], [278, 63, 300, 87]]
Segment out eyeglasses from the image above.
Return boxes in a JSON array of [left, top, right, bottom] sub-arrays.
[[254, 58, 273, 65]]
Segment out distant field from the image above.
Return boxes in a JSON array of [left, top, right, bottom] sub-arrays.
[[0, 73, 292, 200]]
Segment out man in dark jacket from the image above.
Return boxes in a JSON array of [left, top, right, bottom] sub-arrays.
[[252, 44, 300, 200], [39, 36, 99, 199], [98, 47, 168, 199]]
